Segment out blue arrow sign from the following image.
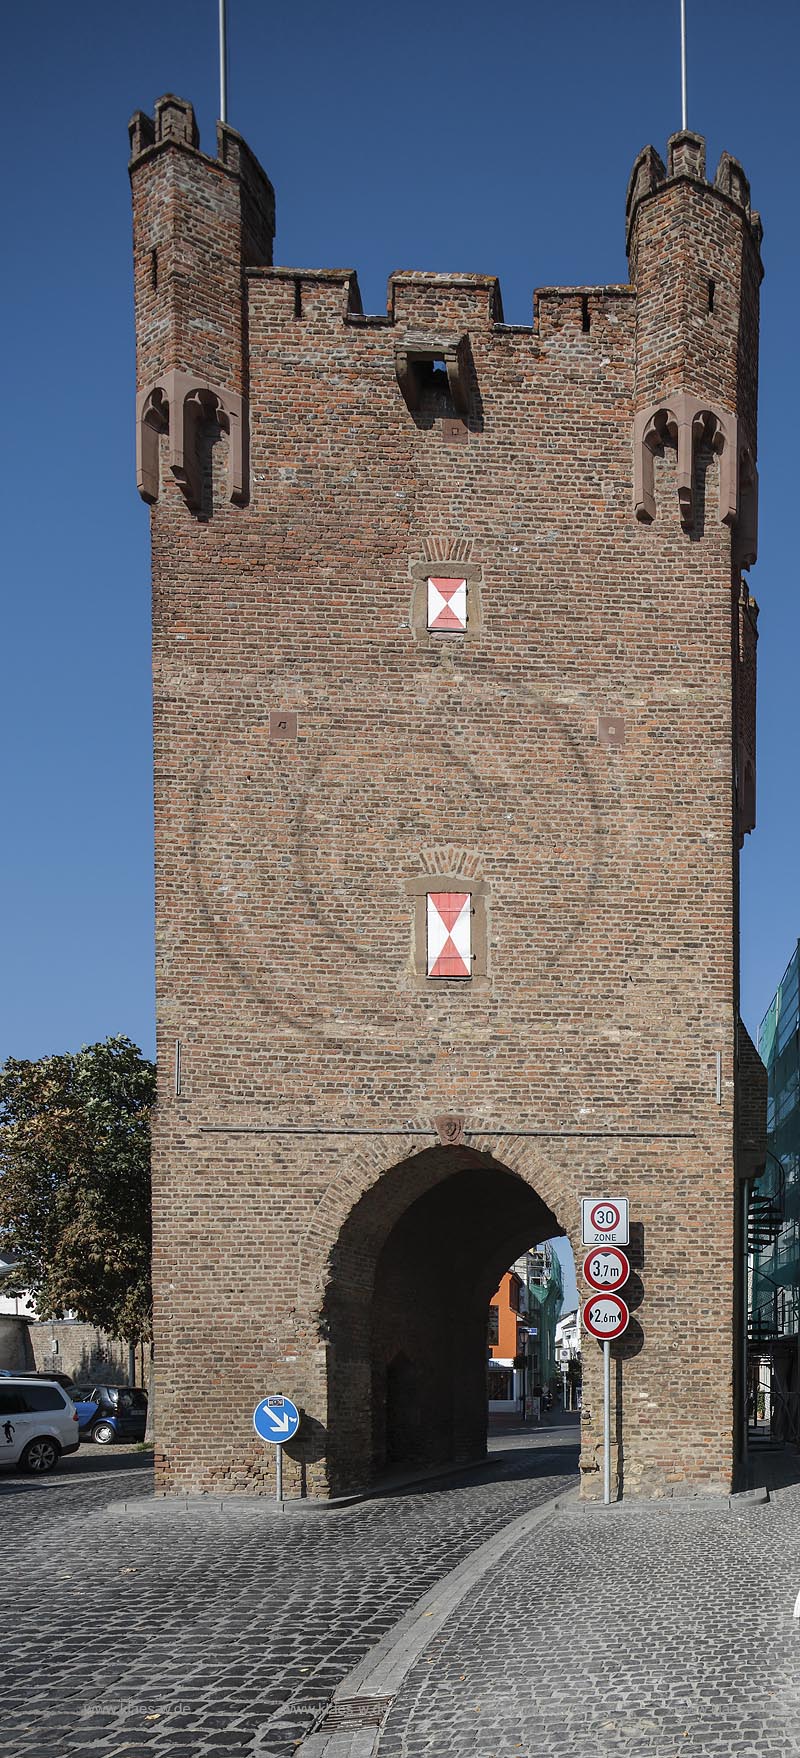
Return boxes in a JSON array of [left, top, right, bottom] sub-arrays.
[[253, 1395, 300, 1445]]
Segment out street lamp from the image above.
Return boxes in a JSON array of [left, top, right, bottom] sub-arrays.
[[517, 1325, 528, 1422]]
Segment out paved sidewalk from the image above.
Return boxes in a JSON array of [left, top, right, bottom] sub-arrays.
[[1, 1420, 576, 1758], [375, 1482, 800, 1758]]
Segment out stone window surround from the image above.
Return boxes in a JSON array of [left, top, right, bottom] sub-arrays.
[[394, 333, 471, 418], [410, 561, 483, 643], [405, 872, 490, 992], [633, 392, 739, 533]]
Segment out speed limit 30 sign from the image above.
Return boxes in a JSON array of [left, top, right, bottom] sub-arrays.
[[582, 1293, 630, 1340], [581, 1197, 629, 1246]]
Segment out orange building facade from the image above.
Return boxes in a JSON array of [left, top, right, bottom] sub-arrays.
[[488, 1271, 525, 1408]]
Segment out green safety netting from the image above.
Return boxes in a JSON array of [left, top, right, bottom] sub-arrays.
[[754, 943, 800, 1337]]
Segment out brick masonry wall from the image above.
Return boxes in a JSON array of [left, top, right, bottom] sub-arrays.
[[28, 1321, 131, 1386], [130, 107, 763, 1498], [0, 1317, 132, 1384]]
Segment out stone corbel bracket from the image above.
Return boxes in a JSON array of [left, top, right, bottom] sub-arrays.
[[394, 333, 472, 418], [736, 446, 759, 569], [136, 368, 247, 511], [633, 392, 740, 534]]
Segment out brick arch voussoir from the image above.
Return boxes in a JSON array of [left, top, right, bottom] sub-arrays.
[[294, 1130, 573, 1325]]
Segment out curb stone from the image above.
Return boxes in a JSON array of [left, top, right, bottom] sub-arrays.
[[109, 1452, 488, 1517], [110, 1431, 568, 1518], [295, 1484, 578, 1758]]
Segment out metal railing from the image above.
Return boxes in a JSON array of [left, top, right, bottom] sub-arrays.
[[748, 1150, 786, 1252]]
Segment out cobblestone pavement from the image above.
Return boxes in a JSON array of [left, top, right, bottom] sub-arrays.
[[377, 1478, 800, 1758], [1, 1421, 577, 1758]]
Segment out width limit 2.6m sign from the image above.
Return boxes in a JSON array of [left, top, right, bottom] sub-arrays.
[[583, 1292, 630, 1340]]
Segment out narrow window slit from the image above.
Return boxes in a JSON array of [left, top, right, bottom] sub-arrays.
[[581, 295, 590, 333], [707, 278, 715, 313], [150, 248, 158, 291], [293, 277, 303, 320]]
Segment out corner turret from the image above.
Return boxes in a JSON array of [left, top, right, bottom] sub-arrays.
[[626, 131, 762, 563], [128, 95, 275, 510]]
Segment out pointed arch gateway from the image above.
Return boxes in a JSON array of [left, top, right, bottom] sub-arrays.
[[320, 1143, 565, 1495]]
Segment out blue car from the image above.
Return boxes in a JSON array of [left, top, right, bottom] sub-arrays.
[[73, 1384, 148, 1445]]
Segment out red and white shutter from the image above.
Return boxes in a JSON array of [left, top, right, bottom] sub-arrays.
[[427, 577, 467, 632], [427, 892, 472, 978]]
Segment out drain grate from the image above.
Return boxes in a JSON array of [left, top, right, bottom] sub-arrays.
[[320, 1696, 393, 1731]]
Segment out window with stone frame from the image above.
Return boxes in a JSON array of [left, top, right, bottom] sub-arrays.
[[409, 563, 482, 643], [406, 872, 488, 989]]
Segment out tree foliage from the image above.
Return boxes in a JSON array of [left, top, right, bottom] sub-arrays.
[[0, 1037, 154, 1342]]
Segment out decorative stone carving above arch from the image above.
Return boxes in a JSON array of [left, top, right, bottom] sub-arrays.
[[633, 392, 739, 534], [136, 368, 246, 511]]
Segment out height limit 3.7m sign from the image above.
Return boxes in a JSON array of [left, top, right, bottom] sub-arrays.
[[582, 1246, 630, 1292]]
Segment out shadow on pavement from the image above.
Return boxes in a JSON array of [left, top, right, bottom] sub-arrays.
[[370, 1411, 580, 1503], [746, 1441, 800, 1495]]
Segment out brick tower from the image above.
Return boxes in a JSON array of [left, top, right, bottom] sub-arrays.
[[129, 99, 766, 1498]]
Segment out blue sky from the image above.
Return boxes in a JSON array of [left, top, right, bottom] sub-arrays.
[[2, 0, 798, 1100]]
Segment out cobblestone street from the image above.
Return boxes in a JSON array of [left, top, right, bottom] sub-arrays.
[[9, 1420, 800, 1758], [1, 1421, 577, 1758], [376, 1476, 800, 1758]]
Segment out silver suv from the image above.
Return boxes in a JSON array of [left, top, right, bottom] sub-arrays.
[[0, 1375, 81, 1472]]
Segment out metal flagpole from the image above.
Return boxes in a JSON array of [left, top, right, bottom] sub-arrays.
[[219, 0, 228, 124], [680, 0, 688, 131], [603, 1340, 611, 1503]]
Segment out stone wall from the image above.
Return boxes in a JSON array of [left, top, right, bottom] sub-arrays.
[[0, 1316, 35, 1372], [28, 1321, 131, 1386], [0, 1316, 131, 1384]]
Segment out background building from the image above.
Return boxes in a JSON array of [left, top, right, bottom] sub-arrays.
[[522, 1245, 563, 1407], [0, 1259, 141, 1386], [488, 1244, 564, 1418], [555, 1308, 582, 1411], [749, 943, 800, 1439], [487, 1267, 525, 1413]]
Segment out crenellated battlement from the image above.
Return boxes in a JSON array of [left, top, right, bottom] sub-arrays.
[[128, 94, 275, 262], [626, 130, 762, 252], [626, 131, 762, 554], [245, 267, 636, 336], [129, 99, 761, 563]]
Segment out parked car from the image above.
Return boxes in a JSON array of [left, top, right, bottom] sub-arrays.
[[0, 1369, 80, 1395], [0, 1375, 81, 1472], [73, 1384, 148, 1444]]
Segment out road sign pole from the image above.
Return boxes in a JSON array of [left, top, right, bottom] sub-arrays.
[[253, 1395, 300, 1502], [603, 1338, 611, 1505]]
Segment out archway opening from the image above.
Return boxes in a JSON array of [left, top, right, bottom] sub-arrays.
[[487, 1240, 579, 1427], [322, 1145, 568, 1493]]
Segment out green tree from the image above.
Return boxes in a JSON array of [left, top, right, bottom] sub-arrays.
[[0, 1037, 154, 1342]]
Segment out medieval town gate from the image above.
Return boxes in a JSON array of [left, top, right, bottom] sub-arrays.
[[129, 96, 766, 1498]]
